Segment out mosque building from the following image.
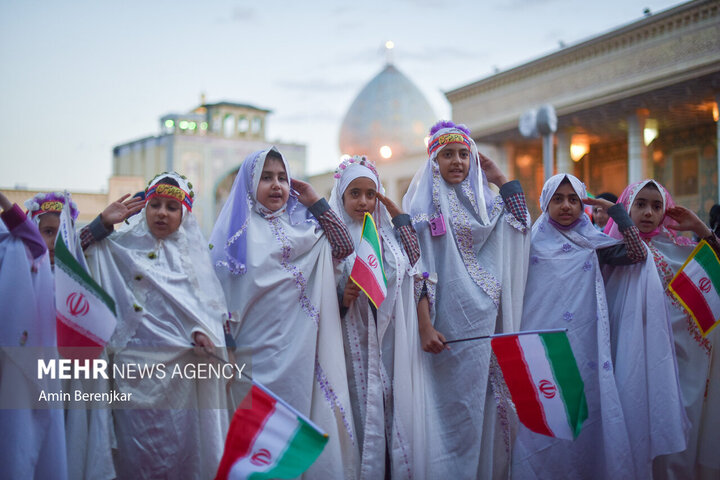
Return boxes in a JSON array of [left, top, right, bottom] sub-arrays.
[[111, 100, 306, 234], [447, 0, 719, 219], [310, 53, 437, 203]]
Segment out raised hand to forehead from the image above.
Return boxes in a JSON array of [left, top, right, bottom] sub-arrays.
[[376, 192, 403, 218], [290, 178, 321, 207], [583, 197, 614, 210], [478, 152, 508, 187], [666, 205, 711, 237], [100, 194, 146, 228]]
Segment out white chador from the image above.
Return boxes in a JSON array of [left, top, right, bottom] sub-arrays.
[[328, 158, 428, 480], [513, 174, 640, 479], [210, 149, 358, 479], [0, 222, 68, 480], [85, 173, 228, 480], [606, 179, 718, 480], [403, 125, 530, 479]]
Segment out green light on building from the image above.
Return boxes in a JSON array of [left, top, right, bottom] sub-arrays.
[[164, 119, 174, 128], [179, 121, 189, 129]]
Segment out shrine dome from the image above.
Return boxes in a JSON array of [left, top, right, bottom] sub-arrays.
[[339, 63, 436, 162]]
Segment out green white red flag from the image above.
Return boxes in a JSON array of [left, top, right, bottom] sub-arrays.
[[215, 381, 328, 480], [491, 330, 587, 440], [349, 212, 387, 308], [668, 239, 720, 336], [54, 193, 116, 359]]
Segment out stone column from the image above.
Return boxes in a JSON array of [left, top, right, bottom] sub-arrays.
[[627, 109, 649, 184], [556, 130, 572, 175]]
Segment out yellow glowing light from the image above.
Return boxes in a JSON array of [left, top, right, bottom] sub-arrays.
[[380, 146, 392, 159], [713, 102, 719, 122], [516, 154, 533, 168], [643, 119, 658, 146], [570, 134, 589, 162], [385, 40, 394, 50]]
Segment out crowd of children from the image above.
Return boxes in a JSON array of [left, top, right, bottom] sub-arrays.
[[0, 119, 718, 479]]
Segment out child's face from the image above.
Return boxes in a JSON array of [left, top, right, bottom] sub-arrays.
[[630, 185, 664, 233], [342, 177, 377, 222], [593, 205, 610, 228], [146, 196, 183, 239], [38, 213, 60, 265], [547, 182, 583, 226], [256, 157, 289, 212], [436, 144, 470, 184]]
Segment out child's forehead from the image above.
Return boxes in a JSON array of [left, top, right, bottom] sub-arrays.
[[634, 185, 664, 202], [439, 143, 470, 153], [262, 156, 287, 172]]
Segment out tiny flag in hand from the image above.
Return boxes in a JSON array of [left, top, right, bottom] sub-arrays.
[[349, 212, 387, 308], [492, 331, 587, 440], [54, 193, 116, 360], [668, 239, 720, 337], [215, 381, 328, 480]]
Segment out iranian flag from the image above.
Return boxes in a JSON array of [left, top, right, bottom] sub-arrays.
[[349, 212, 387, 308], [55, 194, 116, 360], [215, 381, 328, 480], [491, 330, 587, 440], [668, 239, 720, 336]]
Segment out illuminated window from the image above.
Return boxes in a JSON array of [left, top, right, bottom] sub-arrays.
[[251, 117, 262, 134], [238, 116, 249, 133], [223, 114, 235, 137]]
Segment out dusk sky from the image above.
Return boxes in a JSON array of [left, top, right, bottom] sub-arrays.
[[1, 0, 682, 192]]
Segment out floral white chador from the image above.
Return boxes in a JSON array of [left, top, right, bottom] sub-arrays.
[[210, 148, 358, 479], [85, 172, 229, 480]]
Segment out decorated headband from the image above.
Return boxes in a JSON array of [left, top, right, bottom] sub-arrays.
[[145, 183, 193, 211], [427, 131, 473, 157], [24, 191, 79, 221], [334, 155, 379, 179]]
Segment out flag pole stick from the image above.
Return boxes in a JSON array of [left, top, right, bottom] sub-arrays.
[[444, 328, 568, 345], [192, 344, 329, 437]]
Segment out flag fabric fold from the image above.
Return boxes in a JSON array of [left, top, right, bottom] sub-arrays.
[[668, 239, 720, 336], [491, 331, 587, 440], [54, 193, 116, 359], [349, 212, 387, 308], [215, 381, 328, 480]]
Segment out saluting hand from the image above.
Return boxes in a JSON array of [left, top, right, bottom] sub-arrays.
[[290, 179, 321, 207], [100, 194, 145, 229], [376, 192, 403, 219]]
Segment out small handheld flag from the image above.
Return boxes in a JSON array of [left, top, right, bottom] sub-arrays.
[[54, 193, 117, 360], [349, 212, 387, 308], [491, 330, 587, 440], [668, 239, 720, 337], [215, 381, 328, 480]]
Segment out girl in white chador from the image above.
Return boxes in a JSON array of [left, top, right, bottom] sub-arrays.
[[403, 120, 531, 479], [605, 179, 720, 480], [0, 192, 68, 480], [513, 174, 686, 480], [210, 148, 358, 479], [84, 172, 229, 479], [328, 156, 428, 479]]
